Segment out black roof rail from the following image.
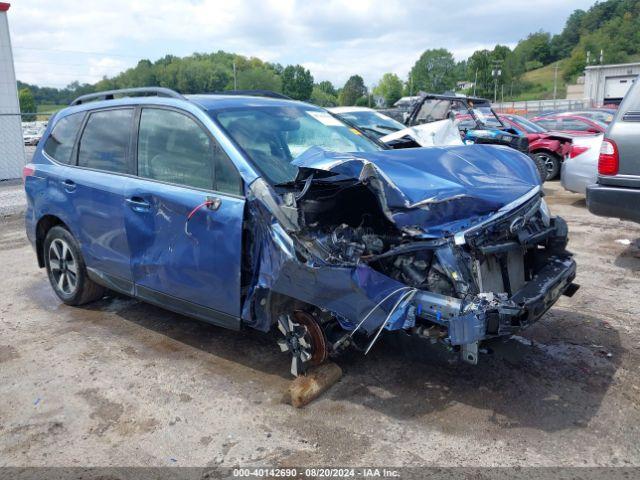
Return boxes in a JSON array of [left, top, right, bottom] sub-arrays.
[[214, 89, 292, 100], [70, 87, 186, 106]]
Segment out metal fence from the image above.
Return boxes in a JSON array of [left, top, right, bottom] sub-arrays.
[[491, 98, 595, 116]]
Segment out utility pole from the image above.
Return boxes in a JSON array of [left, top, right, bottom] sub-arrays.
[[233, 61, 237, 90], [491, 61, 502, 104], [552, 62, 559, 101], [473, 68, 478, 96]]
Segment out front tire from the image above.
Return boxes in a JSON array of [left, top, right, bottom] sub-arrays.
[[44, 226, 105, 306]]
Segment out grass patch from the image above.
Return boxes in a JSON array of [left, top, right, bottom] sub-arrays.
[[515, 60, 568, 101], [35, 104, 66, 121]]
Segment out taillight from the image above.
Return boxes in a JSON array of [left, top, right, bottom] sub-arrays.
[[569, 145, 589, 158], [598, 139, 619, 175], [22, 164, 35, 182]]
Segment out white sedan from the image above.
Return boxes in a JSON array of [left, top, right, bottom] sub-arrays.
[[329, 106, 462, 147]]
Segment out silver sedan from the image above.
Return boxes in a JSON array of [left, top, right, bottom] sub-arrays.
[[561, 134, 603, 195]]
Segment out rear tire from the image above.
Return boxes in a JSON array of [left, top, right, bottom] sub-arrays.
[[44, 226, 105, 306], [533, 152, 561, 181]]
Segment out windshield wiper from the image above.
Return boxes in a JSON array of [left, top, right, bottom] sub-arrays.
[[375, 124, 400, 132]]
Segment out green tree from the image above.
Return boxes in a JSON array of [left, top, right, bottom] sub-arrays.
[[373, 73, 403, 107], [236, 67, 282, 92], [317, 80, 336, 96], [339, 75, 366, 106], [409, 48, 456, 93], [310, 86, 338, 107], [19, 88, 36, 121], [282, 64, 314, 100]]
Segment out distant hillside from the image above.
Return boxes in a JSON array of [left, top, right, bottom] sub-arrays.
[[509, 0, 640, 100], [518, 61, 568, 101]]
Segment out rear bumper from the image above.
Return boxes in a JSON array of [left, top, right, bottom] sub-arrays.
[[587, 183, 640, 223]]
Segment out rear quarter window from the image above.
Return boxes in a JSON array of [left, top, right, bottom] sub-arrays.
[[78, 109, 134, 174], [43, 112, 85, 164]]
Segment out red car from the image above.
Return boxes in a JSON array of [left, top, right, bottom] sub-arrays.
[[531, 114, 607, 135], [499, 114, 575, 180]]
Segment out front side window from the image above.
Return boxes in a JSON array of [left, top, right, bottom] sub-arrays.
[[78, 109, 133, 173], [535, 118, 557, 130], [211, 106, 381, 185], [43, 112, 84, 164], [511, 116, 547, 133], [137, 108, 241, 194]]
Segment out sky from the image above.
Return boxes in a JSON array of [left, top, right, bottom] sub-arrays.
[[7, 0, 598, 89]]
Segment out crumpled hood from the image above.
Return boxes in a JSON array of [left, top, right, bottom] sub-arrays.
[[292, 144, 541, 236]]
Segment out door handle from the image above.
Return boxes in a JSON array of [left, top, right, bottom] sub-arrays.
[[206, 196, 222, 211], [62, 179, 76, 192], [125, 196, 151, 212]]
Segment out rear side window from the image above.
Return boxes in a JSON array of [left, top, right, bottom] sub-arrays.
[[560, 118, 590, 131], [78, 109, 134, 173], [137, 108, 241, 194], [43, 112, 84, 164]]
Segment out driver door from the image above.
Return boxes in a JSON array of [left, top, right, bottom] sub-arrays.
[[124, 107, 245, 327]]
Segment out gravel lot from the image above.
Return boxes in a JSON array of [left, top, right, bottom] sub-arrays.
[[0, 181, 639, 467]]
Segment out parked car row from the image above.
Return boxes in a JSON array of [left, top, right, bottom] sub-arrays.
[[332, 94, 549, 182]]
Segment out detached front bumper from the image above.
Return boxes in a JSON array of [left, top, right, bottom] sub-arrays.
[[408, 254, 578, 358]]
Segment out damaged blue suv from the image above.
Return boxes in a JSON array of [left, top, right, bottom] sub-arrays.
[[24, 88, 578, 376]]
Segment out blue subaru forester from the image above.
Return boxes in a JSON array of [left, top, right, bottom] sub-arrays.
[[25, 88, 578, 376]]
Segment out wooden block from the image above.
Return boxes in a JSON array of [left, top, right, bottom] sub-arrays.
[[284, 362, 343, 408]]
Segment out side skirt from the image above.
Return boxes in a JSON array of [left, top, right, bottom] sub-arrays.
[[87, 267, 241, 331]]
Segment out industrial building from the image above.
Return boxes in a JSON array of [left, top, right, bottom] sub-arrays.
[[0, 2, 24, 180], [583, 61, 640, 106]]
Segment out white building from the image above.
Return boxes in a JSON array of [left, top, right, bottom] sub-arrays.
[[584, 62, 640, 106], [0, 2, 25, 180]]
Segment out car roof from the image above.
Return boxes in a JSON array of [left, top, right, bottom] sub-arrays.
[[186, 94, 316, 111], [57, 93, 317, 119]]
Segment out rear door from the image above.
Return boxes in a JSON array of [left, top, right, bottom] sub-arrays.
[[65, 108, 135, 289], [124, 107, 245, 327]]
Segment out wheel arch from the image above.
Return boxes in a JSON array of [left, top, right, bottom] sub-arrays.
[[35, 215, 70, 268], [531, 147, 562, 159]]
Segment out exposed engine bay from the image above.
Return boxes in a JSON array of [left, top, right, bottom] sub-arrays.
[[242, 145, 578, 369]]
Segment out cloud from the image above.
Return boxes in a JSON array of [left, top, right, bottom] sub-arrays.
[[7, 0, 597, 87]]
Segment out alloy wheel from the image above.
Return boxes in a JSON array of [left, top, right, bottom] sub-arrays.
[[277, 311, 328, 377], [48, 238, 78, 295]]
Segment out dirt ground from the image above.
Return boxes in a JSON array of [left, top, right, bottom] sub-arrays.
[[0, 182, 639, 467]]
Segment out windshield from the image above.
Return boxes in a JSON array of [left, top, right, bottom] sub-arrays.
[[471, 105, 503, 128], [336, 110, 405, 138], [210, 106, 382, 185], [510, 115, 547, 133]]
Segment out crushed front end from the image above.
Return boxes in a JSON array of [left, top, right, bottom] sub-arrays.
[[242, 145, 578, 367]]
